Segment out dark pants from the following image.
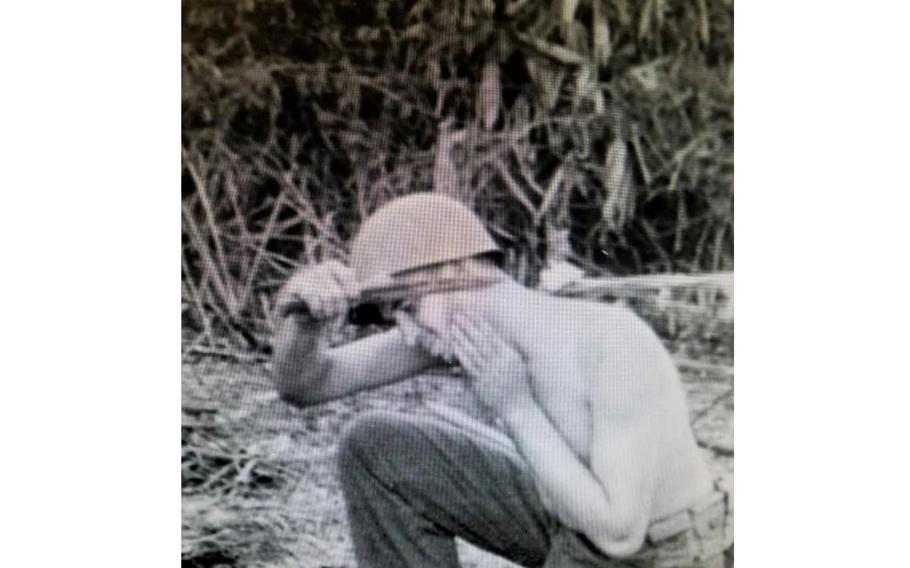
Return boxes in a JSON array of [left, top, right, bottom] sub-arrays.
[[338, 409, 726, 568]]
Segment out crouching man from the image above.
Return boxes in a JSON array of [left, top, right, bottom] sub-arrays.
[[271, 193, 729, 567]]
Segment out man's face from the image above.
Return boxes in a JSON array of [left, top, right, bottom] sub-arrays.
[[390, 263, 480, 359]]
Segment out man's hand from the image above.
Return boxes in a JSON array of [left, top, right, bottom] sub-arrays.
[[275, 260, 360, 322], [450, 313, 534, 416]]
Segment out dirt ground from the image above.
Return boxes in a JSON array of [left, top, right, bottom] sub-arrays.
[[182, 335, 733, 568]]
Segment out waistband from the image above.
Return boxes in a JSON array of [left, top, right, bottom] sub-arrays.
[[646, 478, 733, 547]]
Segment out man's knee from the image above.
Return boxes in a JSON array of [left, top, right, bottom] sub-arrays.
[[337, 410, 424, 477]]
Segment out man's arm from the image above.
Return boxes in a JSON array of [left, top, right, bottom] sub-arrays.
[[271, 261, 437, 407], [502, 379, 657, 558], [450, 313, 658, 558], [272, 317, 437, 406]]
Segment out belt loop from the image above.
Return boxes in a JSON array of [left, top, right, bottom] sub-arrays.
[[687, 507, 705, 563], [715, 477, 734, 549]]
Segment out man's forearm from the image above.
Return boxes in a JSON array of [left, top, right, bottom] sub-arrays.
[[271, 315, 332, 405], [502, 402, 608, 529], [501, 402, 644, 557]]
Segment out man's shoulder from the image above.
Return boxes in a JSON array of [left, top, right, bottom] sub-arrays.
[[566, 301, 671, 389], [539, 296, 671, 376], [558, 299, 659, 344]]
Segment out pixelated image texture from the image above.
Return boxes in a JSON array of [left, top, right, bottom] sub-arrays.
[[182, 2, 733, 567]]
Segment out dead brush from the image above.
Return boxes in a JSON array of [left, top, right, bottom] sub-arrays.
[[182, 369, 303, 566], [182, 494, 298, 567], [182, 427, 290, 497], [182, 0, 733, 358]]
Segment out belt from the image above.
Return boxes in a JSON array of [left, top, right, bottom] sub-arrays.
[[646, 478, 733, 548]]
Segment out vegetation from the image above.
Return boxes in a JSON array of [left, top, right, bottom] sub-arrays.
[[182, 0, 733, 351]]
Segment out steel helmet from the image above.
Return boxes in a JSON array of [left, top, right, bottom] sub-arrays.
[[350, 193, 500, 286]]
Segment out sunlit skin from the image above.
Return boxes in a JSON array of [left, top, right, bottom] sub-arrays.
[[271, 258, 714, 557]]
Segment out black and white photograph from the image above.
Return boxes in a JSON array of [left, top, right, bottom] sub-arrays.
[[10, 3, 910, 568], [181, 1, 734, 566]]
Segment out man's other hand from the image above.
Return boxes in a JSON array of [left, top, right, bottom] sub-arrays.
[[451, 313, 534, 416], [275, 260, 360, 321]]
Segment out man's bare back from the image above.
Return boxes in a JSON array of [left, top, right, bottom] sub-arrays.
[[443, 281, 713, 525], [517, 294, 714, 520]]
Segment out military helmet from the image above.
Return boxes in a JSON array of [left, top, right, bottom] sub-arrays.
[[350, 193, 500, 287]]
